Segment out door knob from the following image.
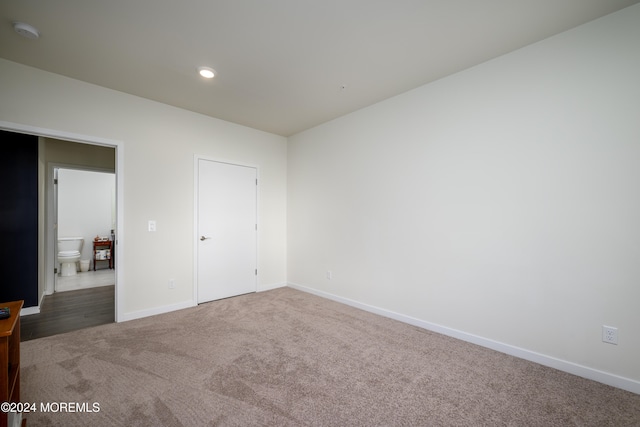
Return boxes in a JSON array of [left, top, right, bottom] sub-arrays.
[[200, 236, 212, 241]]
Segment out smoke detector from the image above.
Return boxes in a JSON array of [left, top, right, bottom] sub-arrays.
[[13, 22, 40, 39]]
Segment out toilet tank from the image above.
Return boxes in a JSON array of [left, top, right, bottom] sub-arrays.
[[58, 237, 84, 252]]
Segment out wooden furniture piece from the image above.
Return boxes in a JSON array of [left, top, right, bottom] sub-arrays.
[[1, 300, 23, 427], [93, 240, 113, 270]]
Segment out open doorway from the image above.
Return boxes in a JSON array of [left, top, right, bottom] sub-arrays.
[[54, 168, 116, 294], [0, 121, 124, 340], [22, 141, 118, 340]]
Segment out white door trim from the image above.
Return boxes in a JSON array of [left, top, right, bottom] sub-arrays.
[[0, 121, 125, 322], [48, 163, 115, 294], [193, 154, 260, 304]]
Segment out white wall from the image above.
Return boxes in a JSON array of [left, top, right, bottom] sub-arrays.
[[0, 57, 288, 318], [288, 5, 640, 391], [57, 169, 115, 268], [2, 3, 638, 394]]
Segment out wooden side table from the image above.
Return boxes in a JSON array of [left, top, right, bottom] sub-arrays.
[[93, 240, 113, 270], [1, 300, 23, 427]]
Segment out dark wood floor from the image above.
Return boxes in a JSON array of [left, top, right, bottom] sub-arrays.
[[20, 285, 115, 341]]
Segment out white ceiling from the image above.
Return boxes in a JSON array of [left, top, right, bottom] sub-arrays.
[[1, 1, 639, 136]]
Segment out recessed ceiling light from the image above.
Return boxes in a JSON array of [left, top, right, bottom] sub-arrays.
[[198, 66, 215, 79], [13, 22, 40, 39]]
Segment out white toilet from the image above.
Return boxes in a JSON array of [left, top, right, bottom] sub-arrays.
[[58, 237, 84, 276]]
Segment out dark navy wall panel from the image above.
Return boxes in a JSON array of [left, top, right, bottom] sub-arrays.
[[1, 130, 39, 307]]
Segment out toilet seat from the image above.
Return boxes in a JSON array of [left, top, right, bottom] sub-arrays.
[[59, 250, 80, 258]]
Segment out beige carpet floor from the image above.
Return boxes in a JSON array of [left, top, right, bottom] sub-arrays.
[[20, 287, 640, 426]]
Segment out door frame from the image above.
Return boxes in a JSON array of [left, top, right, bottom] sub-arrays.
[[193, 154, 259, 304], [48, 164, 116, 294], [0, 120, 125, 321]]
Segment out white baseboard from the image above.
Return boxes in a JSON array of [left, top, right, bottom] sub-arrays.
[[119, 300, 196, 322], [20, 290, 48, 316], [258, 282, 287, 292], [20, 306, 41, 316], [20, 291, 47, 316], [119, 283, 286, 322], [288, 282, 640, 395]]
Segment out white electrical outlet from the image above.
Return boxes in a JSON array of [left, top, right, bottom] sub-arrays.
[[326, 270, 332, 280], [168, 279, 175, 289], [148, 220, 157, 232], [602, 325, 618, 345]]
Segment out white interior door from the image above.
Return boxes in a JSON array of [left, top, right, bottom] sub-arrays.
[[197, 159, 257, 303]]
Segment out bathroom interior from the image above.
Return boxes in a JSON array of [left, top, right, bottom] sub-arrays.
[[56, 167, 116, 292]]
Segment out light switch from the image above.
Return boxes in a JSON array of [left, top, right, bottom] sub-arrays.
[[148, 220, 156, 232]]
